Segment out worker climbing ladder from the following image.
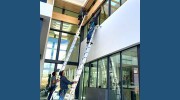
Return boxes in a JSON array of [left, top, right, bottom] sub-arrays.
[[65, 25, 99, 100]]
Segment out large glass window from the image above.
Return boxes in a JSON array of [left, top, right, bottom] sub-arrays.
[[45, 30, 59, 60], [82, 64, 89, 100], [89, 61, 97, 87], [98, 58, 107, 88], [62, 22, 78, 33], [121, 0, 127, 5], [109, 53, 121, 100], [58, 33, 80, 62], [64, 10, 79, 18], [122, 47, 139, 100], [100, 1, 109, 24], [53, 7, 63, 14], [40, 63, 55, 90], [111, 0, 121, 14], [50, 20, 61, 30]]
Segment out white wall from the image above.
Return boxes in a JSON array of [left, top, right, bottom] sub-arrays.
[[40, 1, 54, 84], [80, 0, 140, 62], [40, 2, 53, 19]]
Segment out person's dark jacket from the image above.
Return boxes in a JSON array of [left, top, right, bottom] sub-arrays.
[[78, 8, 86, 20], [60, 76, 74, 90]]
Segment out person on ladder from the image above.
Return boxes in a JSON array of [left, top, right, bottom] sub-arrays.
[[59, 70, 77, 100], [86, 11, 100, 44], [78, 7, 87, 26]]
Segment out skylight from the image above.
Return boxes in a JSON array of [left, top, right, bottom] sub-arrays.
[[62, 0, 88, 6]]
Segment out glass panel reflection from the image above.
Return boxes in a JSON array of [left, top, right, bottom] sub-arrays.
[[45, 30, 59, 60], [53, 7, 62, 14], [98, 58, 107, 88], [50, 20, 61, 30], [111, 0, 121, 14], [109, 53, 121, 100], [64, 10, 78, 18], [62, 22, 78, 33], [58, 33, 80, 62], [89, 61, 97, 87], [40, 63, 55, 90], [82, 64, 89, 100], [122, 47, 139, 100], [100, 1, 109, 24]]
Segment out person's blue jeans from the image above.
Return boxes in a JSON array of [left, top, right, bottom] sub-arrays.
[[47, 85, 56, 100], [87, 27, 94, 42], [59, 89, 68, 100]]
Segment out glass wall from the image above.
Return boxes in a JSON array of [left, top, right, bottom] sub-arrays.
[[51, 19, 61, 30], [41, 63, 55, 90], [111, 0, 121, 14], [98, 58, 107, 88], [89, 61, 97, 87], [82, 64, 89, 100], [58, 33, 80, 62], [45, 30, 59, 60], [122, 47, 139, 100], [100, 0, 109, 24], [62, 22, 78, 33], [109, 53, 121, 100], [121, 0, 127, 5], [64, 10, 79, 18], [79, 45, 140, 100], [53, 7, 63, 14]]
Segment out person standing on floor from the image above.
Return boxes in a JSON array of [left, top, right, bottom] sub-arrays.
[[47, 72, 59, 100], [59, 70, 77, 100]]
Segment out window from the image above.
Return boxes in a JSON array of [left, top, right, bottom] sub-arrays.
[[121, 0, 127, 5], [64, 10, 79, 18], [111, 0, 121, 14], [109, 53, 121, 100], [100, 1, 109, 24], [89, 61, 97, 87], [45, 30, 59, 60], [58, 33, 80, 62], [122, 47, 139, 100], [98, 58, 107, 88], [82, 64, 89, 99], [53, 7, 63, 14], [50, 20, 61, 30], [40, 63, 55, 90], [62, 22, 78, 33]]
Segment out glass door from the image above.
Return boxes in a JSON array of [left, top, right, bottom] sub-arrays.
[[122, 47, 139, 100]]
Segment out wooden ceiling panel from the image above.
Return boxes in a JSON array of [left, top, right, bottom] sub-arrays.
[[55, 0, 82, 13]]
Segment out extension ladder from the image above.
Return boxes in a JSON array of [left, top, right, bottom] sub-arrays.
[[65, 25, 99, 100], [50, 16, 87, 100], [60, 15, 87, 71]]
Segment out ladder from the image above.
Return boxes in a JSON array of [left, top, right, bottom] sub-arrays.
[[65, 25, 99, 100], [50, 16, 87, 100], [60, 15, 87, 71]]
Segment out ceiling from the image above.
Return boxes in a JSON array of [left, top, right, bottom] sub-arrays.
[[54, 0, 95, 13], [62, 0, 89, 6]]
